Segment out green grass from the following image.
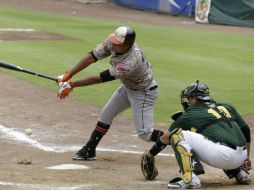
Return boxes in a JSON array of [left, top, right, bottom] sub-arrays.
[[0, 6, 253, 124]]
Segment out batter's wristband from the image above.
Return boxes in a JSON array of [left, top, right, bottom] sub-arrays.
[[64, 71, 72, 81]]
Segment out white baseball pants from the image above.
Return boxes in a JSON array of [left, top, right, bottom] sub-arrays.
[[180, 130, 247, 170]]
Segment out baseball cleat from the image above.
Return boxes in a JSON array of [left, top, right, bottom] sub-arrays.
[[168, 175, 201, 189], [72, 155, 97, 161], [72, 146, 96, 161], [235, 170, 251, 185]]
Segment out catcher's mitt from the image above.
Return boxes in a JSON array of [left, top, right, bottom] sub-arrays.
[[171, 111, 183, 121], [141, 152, 158, 180]]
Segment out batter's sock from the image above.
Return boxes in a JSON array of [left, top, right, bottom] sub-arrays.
[[149, 139, 167, 157], [86, 121, 110, 149]]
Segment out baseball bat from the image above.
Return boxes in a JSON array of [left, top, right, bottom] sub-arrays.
[[0, 60, 57, 82]]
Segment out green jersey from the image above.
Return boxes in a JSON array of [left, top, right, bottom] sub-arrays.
[[169, 102, 247, 147]]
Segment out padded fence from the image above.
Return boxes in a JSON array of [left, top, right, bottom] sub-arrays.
[[208, 0, 254, 27], [112, 0, 196, 16]]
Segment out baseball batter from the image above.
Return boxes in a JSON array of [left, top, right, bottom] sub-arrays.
[[57, 26, 164, 160], [141, 80, 251, 188]]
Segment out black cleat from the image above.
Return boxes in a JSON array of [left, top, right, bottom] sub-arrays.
[[72, 146, 96, 161]]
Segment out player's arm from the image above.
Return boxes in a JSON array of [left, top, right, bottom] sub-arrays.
[[57, 69, 116, 99], [227, 104, 252, 171], [58, 40, 111, 83], [57, 53, 97, 83], [241, 124, 251, 172], [241, 125, 251, 155], [241, 125, 252, 171], [227, 104, 251, 149], [71, 69, 116, 87], [69, 52, 97, 77]]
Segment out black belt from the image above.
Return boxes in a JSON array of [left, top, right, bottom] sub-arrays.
[[220, 142, 246, 150], [149, 85, 158, 91], [128, 85, 158, 91]]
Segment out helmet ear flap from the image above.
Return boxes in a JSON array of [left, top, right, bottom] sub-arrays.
[[124, 27, 136, 46], [180, 88, 189, 111]]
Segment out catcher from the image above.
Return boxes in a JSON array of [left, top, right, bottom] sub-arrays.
[[141, 80, 251, 188], [57, 26, 165, 160]]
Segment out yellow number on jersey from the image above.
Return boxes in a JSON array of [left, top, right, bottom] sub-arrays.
[[208, 106, 231, 119]]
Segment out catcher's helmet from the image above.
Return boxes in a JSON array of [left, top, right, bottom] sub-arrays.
[[108, 26, 136, 46], [181, 80, 212, 101], [180, 80, 212, 110]]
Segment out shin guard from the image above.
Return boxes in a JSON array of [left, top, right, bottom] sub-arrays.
[[171, 129, 204, 183]]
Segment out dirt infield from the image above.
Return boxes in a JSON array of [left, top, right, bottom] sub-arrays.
[[0, 31, 74, 41], [0, 0, 253, 189]]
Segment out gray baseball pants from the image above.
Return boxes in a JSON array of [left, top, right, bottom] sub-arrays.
[[98, 84, 158, 141]]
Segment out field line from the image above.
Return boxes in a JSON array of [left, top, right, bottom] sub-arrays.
[[0, 28, 35, 32], [0, 124, 174, 157]]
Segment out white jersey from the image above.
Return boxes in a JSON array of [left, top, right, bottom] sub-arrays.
[[92, 40, 155, 90]]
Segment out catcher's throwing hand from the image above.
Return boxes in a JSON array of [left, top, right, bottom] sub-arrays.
[[58, 81, 73, 100], [57, 71, 71, 84], [141, 152, 158, 180], [241, 158, 252, 172]]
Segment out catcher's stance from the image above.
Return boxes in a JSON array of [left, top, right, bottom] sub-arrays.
[[57, 26, 164, 160], [141, 80, 251, 188]]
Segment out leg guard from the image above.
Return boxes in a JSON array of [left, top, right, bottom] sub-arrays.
[[171, 129, 204, 184]]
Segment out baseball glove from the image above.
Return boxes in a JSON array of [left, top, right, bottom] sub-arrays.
[[171, 111, 183, 121], [141, 152, 158, 180]]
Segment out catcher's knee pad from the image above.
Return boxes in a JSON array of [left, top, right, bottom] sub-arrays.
[[171, 129, 204, 183]]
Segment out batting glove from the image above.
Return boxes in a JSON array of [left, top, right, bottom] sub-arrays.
[[57, 71, 71, 84], [58, 81, 73, 100]]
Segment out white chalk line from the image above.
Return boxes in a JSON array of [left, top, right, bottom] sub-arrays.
[[0, 124, 174, 157], [0, 124, 56, 152], [0, 181, 95, 190], [0, 28, 35, 32], [136, 180, 168, 185], [0, 124, 171, 189]]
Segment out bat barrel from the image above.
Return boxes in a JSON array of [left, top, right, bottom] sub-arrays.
[[0, 60, 57, 82]]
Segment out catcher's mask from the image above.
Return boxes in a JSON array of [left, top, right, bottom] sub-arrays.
[[180, 80, 212, 110], [108, 26, 136, 46]]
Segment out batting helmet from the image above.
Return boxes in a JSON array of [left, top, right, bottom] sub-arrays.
[[108, 26, 136, 46]]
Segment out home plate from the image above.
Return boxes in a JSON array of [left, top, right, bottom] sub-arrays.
[[47, 164, 89, 170]]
